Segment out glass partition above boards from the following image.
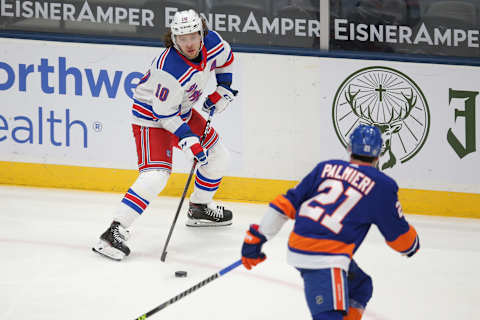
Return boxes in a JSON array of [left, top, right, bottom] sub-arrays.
[[0, 0, 322, 49], [0, 0, 199, 41], [330, 0, 480, 58], [203, 0, 320, 49]]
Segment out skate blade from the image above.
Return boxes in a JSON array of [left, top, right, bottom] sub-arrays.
[[92, 240, 126, 261], [185, 218, 232, 227]]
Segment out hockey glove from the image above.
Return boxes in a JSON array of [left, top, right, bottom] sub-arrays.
[[203, 84, 238, 114], [241, 224, 267, 270], [178, 136, 208, 166]]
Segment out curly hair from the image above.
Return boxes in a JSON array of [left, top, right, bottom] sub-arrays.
[[163, 18, 209, 48]]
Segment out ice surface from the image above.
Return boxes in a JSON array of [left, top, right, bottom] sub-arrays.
[[0, 186, 478, 320]]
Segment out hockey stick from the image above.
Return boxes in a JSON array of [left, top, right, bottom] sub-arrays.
[[133, 259, 242, 319], [160, 108, 215, 262]]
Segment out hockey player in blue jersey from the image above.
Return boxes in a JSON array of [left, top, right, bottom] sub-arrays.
[[241, 124, 420, 320], [93, 9, 238, 261]]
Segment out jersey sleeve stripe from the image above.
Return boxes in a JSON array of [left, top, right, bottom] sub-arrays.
[[152, 107, 180, 119], [386, 224, 418, 252], [207, 47, 225, 62], [207, 42, 224, 56], [138, 71, 151, 85], [288, 232, 356, 258], [133, 103, 154, 120], [133, 99, 155, 120], [157, 48, 170, 70], [179, 109, 192, 120], [133, 98, 152, 109], [270, 195, 296, 219], [217, 51, 234, 68], [132, 99, 180, 120]]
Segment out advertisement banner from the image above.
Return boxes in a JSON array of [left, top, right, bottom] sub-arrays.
[[0, 37, 243, 174], [330, 0, 480, 58], [1, 37, 479, 196], [327, 63, 479, 193], [0, 0, 321, 49]]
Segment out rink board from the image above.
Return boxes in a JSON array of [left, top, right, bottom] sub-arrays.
[[1, 161, 479, 219], [1, 38, 479, 218]]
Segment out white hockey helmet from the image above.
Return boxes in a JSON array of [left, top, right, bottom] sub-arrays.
[[170, 9, 204, 51]]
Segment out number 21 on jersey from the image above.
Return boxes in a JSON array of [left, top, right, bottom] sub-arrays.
[[299, 179, 363, 234]]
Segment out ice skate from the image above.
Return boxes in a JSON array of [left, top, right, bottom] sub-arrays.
[[186, 202, 233, 227], [92, 221, 131, 261]]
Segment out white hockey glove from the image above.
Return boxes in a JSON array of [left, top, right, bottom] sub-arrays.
[[178, 136, 208, 166], [203, 85, 238, 114]]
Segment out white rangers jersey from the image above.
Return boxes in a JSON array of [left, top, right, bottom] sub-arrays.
[[131, 30, 234, 134]]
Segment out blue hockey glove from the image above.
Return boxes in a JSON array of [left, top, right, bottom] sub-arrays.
[[203, 85, 238, 114], [178, 136, 207, 166], [241, 224, 267, 270]]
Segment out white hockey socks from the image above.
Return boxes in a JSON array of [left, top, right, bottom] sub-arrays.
[[114, 170, 170, 228]]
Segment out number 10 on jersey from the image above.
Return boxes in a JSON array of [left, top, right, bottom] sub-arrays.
[[299, 179, 363, 234], [155, 84, 170, 101]]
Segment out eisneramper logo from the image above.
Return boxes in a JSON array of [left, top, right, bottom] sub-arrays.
[[332, 66, 430, 170]]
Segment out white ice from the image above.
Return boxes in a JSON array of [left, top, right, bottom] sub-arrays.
[[1, 185, 478, 320]]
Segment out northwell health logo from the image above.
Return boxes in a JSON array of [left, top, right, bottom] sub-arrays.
[[332, 66, 430, 170], [0, 107, 88, 148], [0, 57, 142, 98], [0, 56, 142, 148]]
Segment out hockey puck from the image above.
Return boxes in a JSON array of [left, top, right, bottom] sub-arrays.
[[175, 271, 187, 278]]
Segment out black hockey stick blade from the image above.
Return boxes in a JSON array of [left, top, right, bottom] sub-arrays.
[[133, 259, 241, 319], [160, 251, 167, 262]]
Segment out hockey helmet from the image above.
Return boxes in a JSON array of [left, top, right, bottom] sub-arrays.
[[349, 124, 383, 158], [170, 9, 204, 51]]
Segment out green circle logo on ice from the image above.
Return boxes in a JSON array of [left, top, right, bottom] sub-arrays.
[[332, 66, 430, 170]]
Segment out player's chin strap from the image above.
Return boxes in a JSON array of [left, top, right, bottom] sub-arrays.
[[133, 259, 241, 319], [160, 107, 215, 262]]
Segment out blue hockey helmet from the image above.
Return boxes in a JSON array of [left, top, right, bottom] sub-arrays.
[[349, 124, 383, 157]]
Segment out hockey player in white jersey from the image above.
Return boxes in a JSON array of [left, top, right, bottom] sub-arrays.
[[93, 9, 238, 261]]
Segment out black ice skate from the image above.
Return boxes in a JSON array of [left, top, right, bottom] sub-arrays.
[[92, 221, 131, 261], [186, 202, 233, 227]]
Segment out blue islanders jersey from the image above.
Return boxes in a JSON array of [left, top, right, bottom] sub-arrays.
[[131, 30, 234, 132], [269, 159, 419, 270]]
